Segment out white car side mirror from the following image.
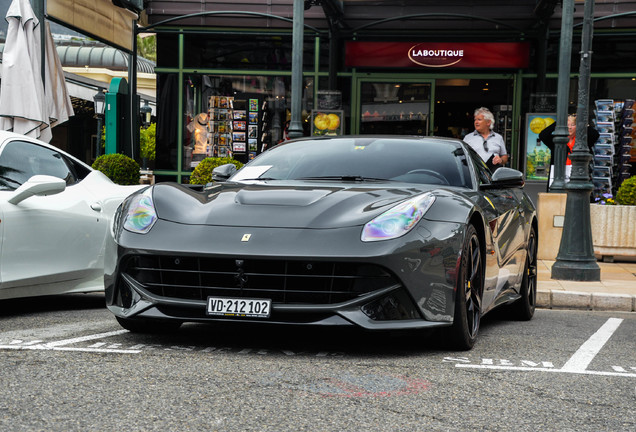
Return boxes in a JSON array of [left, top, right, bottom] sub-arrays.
[[8, 175, 66, 205]]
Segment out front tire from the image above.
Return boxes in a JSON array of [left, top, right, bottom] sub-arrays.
[[445, 224, 483, 351]]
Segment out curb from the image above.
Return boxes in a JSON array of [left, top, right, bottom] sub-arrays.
[[537, 290, 636, 312]]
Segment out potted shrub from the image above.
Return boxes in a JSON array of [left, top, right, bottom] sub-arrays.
[[139, 123, 156, 169], [189, 157, 244, 185], [92, 153, 140, 185], [590, 176, 636, 261]]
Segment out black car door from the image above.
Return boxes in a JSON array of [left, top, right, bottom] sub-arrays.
[[469, 155, 526, 306]]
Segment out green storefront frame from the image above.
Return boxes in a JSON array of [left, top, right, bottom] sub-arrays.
[[151, 28, 531, 182]]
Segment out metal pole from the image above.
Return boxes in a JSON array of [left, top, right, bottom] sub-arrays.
[[95, 115, 103, 159], [32, 0, 46, 87], [128, 22, 139, 160], [328, 29, 338, 90], [287, 0, 304, 139], [549, 0, 574, 193], [552, 0, 600, 281]]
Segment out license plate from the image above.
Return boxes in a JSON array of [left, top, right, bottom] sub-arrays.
[[206, 296, 271, 318]]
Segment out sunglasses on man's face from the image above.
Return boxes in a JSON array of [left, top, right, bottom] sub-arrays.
[[483, 139, 489, 152]]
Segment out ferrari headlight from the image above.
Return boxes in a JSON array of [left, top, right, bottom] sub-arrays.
[[361, 193, 435, 242], [123, 189, 157, 234]]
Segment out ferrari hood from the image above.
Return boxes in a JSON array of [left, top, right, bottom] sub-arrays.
[[151, 181, 437, 229]]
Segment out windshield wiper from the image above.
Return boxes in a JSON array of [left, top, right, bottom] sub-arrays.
[[297, 175, 388, 182], [234, 177, 279, 181]]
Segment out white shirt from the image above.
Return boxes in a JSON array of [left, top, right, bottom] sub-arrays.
[[463, 130, 507, 163]]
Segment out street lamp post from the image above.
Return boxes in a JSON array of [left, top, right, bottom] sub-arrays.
[[287, 0, 305, 139], [140, 100, 152, 128], [550, 0, 575, 193], [551, 0, 600, 281], [93, 89, 106, 159]]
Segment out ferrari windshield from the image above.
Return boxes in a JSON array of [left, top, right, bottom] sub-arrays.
[[231, 137, 472, 188]]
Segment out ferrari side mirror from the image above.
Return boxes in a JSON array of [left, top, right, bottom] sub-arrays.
[[8, 175, 66, 205], [482, 167, 525, 189], [211, 163, 238, 182]]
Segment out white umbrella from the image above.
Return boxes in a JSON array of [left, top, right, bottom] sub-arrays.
[[0, 0, 73, 143]]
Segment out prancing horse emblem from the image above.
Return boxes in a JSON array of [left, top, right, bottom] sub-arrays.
[[241, 234, 252, 242]]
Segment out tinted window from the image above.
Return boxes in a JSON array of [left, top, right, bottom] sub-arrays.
[[232, 137, 472, 188], [0, 141, 76, 190]]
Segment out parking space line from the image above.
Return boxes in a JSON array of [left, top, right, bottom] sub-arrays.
[[0, 320, 116, 342], [561, 318, 623, 373], [454, 317, 635, 378], [0, 329, 140, 354], [455, 364, 636, 378], [43, 329, 129, 348]]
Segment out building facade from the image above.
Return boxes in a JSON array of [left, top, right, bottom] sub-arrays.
[[143, 0, 636, 189]]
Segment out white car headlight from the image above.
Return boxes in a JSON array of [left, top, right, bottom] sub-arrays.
[[123, 189, 157, 234], [361, 193, 435, 242]]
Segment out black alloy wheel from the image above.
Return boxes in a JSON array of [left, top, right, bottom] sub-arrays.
[[511, 225, 537, 320], [446, 224, 483, 350]]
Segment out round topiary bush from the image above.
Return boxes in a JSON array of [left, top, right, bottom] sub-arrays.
[[92, 153, 140, 185], [189, 157, 244, 185], [616, 176, 636, 205]]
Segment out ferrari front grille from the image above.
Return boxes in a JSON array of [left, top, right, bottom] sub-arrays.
[[121, 255, 398, 305]]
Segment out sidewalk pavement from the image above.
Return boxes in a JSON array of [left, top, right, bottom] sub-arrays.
[[537, 260, 636, 312]]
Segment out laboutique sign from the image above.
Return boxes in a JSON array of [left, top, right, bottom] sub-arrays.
[[345, 42, 530, 69]]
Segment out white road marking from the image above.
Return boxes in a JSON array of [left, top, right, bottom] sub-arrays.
[[455, 317, 634, 378], [0, 320, 116, 343], [456, 363, 636, 378], [0, 344, 141, 354], [0, 329, 139, 354], [561, 317, 623, 372], [42, 330, 129, 348]]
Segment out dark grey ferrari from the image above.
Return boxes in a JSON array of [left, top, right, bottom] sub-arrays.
[[105, 135, 537, 350]]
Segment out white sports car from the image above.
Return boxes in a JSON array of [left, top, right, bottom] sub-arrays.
[[0, 131, 144, 300]]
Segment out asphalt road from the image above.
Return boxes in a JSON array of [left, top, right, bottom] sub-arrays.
[[0, 294, 634, 432]]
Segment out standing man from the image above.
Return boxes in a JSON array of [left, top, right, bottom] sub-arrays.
[[463, 107, 508, 171]]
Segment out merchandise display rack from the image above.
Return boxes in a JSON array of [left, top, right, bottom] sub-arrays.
[[207, 95, 265, 162], [592, 98, 634, 200], [208, 96, 235, 159]]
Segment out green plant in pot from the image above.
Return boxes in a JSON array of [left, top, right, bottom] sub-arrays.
[[92, 153, 140, 185], [189, 157, 244, 185], [616, 176, 636, 205], [139, 123, 156, 169]]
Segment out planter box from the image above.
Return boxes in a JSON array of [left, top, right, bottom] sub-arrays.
[[590, 204, 636, 261], [537, 193, 567, 260], [538, 195, 636, 262]]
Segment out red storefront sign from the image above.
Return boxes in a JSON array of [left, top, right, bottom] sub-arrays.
[[345, 42, 530, 69]]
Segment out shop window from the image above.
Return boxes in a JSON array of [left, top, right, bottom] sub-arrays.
[[182, 35, 315, 70], [317, 76, 351, 135], [181, 74, 315, 170], [157, 33, 179, 68], [359, 82, 431, 136], [155, 73, 179, 171], [592, 37, 636, 73], [544, 36, 636, 74]]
